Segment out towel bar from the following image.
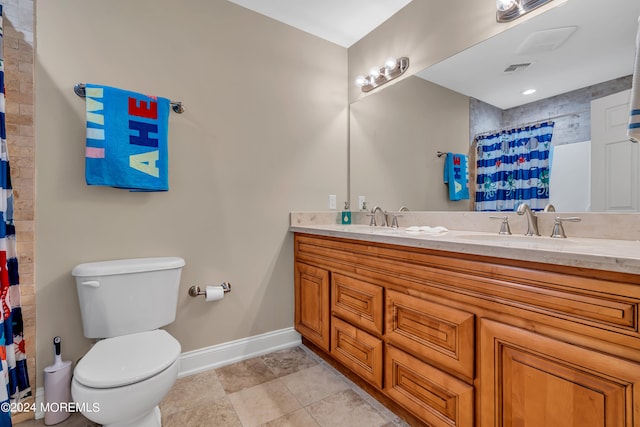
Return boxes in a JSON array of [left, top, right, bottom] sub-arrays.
[[74, 83, 184, 114]]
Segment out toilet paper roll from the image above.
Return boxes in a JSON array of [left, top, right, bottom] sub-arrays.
[[205, 285, 225, 302]]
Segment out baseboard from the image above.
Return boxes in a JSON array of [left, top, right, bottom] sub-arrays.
[[33, 327, 301, 419], [178, 327, 301, 378], [30, 387, 43, 420]]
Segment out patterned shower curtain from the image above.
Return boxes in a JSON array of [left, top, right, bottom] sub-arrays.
[[475, 121, 554, 212], [0, 6, 31, 426]]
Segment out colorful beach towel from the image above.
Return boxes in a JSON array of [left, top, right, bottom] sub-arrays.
[[443, 152, 469, 201], [629, 16, 640, 142], [85, 84, 170, 191]]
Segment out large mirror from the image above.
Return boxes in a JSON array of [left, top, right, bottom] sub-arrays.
[[350, 0, 640, 212]]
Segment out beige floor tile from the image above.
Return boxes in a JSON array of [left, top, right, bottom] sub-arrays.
[[259, 408, 319, 427], [19, 345, 408, 427], [162, 398, 242, 427], [217, 357, 278, 394], [280, 364, 349, 406], [260, 346, 318, 377], [306, 389, 388, 427], [228, 379, 301, 427], [160, 369, 226, 418]]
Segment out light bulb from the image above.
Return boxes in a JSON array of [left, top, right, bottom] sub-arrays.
[[369, 67, 381, 79], [384, 57, 398, 72], [355, 75, 368, 87], [496, 0, 517, 11]]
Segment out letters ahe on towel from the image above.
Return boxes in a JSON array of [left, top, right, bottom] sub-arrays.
[[85, 84, 170, 191]]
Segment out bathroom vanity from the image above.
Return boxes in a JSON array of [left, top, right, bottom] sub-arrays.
[[291, 220, 640, 426]]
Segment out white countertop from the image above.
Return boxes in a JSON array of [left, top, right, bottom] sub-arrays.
[[290, 223, 640, 275]]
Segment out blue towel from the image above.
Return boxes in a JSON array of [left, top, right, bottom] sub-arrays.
[[629, 16, 640, 142], [84, 84, 170, 191], [443, 152, 469, 201]]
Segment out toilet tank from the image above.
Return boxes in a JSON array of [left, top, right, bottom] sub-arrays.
[[72, 257, 185, 339]]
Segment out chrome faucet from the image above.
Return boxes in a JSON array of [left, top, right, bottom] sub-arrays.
[[550, 216, 581, 238], [516, 203, 540, 236], [368, 206, 388, 227]]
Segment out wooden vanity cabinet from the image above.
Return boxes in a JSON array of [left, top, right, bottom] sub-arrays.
[[293, 233, 640, 426]]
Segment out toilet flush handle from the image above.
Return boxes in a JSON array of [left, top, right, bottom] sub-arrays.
[[81, 280, 100, 288]]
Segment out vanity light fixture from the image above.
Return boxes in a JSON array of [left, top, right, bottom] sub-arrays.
[[496, 0, 553, 22], [355, 56, 409, 93]]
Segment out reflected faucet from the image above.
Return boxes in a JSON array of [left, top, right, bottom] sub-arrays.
[[368, 206, 388, 227], [516, 203, 540, 236]]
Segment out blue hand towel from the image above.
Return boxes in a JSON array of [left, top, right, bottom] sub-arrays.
[[628, 16, 640, 142], [443, 152, 469, 201], [84, 84, 170, 191]]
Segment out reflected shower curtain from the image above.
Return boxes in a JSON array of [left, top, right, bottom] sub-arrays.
[[0, 6, 31, 427], [475, 121, 554, 212]]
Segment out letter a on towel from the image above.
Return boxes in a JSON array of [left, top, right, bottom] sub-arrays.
[[84, 84, 170, 191]]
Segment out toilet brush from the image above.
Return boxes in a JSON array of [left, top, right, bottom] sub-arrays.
[[43, 336, 72, 425]]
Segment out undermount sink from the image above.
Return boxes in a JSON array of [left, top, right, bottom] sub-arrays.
[[457, 234, 576, 246]]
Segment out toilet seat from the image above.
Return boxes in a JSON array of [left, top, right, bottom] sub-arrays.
[[74, 329, 181, 389]]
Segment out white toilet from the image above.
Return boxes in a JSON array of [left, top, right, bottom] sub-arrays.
[[70, 257, 185, 427]]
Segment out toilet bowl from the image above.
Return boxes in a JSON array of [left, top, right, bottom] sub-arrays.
[[71, 329, 181, 427]]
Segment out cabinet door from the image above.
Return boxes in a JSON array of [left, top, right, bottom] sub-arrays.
[[294, 262, 330, 351], [332, 273, 384, 335], [480, 319, 640, 427]]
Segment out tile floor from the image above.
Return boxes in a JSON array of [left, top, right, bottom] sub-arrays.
[[18, 345, 409, 427]]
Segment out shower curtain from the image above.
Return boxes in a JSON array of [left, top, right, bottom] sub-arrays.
[[0, 6, 31, 426], [475, 121, 554, 212]]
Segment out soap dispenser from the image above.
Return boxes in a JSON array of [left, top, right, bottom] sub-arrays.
[[341, 201, 352, 225]]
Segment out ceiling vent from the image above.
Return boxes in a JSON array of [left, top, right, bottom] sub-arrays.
[[503, 63, 533, 74], [516, 26, 578, 55]]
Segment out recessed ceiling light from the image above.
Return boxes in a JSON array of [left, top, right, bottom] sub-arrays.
[[522, 89, 536, 95]]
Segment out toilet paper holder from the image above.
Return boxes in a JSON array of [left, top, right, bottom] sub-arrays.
[[188, 283, 232, 297]]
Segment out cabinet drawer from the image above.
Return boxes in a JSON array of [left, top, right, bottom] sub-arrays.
[[332, 273, 384, 335], [331, 316, 383, 388], [385, 345, 473, 427], [386, 289, 475, 381]]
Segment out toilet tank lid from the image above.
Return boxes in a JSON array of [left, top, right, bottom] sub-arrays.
[[72, 257, 185, 277]]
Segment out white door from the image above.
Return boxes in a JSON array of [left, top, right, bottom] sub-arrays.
[[591, 89, 639, 211]]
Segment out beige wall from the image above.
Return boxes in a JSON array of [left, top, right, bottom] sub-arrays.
[[35, 0, 347, 387], [350, 76, 470, 211]]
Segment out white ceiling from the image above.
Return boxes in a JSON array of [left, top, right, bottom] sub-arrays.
[[417, 0, 640, 109], [226, 0, 412, 48]]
